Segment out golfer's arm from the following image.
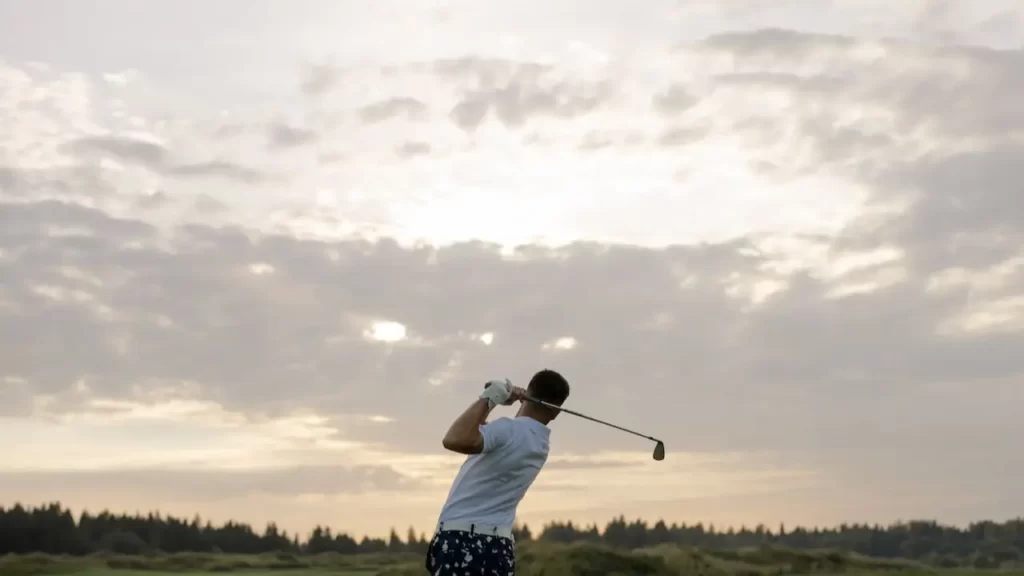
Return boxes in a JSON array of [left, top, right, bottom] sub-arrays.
[[442, 399, 491, 454]]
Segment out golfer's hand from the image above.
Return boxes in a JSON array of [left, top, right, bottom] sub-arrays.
[[480, 379, 512, 409], [508, 386, 527, 404]]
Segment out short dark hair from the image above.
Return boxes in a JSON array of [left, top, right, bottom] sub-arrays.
[[527, 369, 570, 406]]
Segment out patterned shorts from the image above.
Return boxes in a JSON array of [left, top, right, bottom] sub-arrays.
[[425, 529, 515, 575]]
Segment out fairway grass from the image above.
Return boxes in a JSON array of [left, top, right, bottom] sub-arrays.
[[4, 546, 1024, 576], [33, 569, 1024, 576], [69, 572, 381, 576]]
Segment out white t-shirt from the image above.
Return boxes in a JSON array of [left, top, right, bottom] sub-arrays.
[[437, 415, 550, 529]]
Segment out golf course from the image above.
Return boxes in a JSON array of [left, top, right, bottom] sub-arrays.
[[4, 543, 1024, 576]]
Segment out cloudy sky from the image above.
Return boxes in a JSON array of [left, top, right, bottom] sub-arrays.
[[2, 0, 1023, 539]]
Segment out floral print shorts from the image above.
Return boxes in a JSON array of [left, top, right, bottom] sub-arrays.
[[425, 529, 515, 575]]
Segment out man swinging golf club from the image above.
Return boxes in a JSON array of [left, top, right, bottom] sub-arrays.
[[426, 369, 570, 575]]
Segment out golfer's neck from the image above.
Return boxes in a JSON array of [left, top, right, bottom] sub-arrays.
[[517, 404, 549, 425]]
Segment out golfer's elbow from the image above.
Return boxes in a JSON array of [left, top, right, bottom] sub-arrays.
[[442, 432, 483, 455], [441, 436, 463, 452]]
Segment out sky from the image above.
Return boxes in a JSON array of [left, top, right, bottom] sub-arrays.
[[1, 0, 1023, 540]]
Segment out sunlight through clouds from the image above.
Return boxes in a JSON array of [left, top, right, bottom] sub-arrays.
[[366, 321, 408, 343], [543, 337, 577, 351]]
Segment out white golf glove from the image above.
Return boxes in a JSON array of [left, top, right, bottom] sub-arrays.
[[480, 379, 512, 409]]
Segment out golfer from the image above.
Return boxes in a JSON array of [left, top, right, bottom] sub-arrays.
[[426, 369, 570, 575]]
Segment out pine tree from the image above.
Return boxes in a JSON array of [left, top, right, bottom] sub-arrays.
[[388, 528, 404, 552]]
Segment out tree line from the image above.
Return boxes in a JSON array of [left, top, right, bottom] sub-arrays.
[[1, 502, 1023, 567]]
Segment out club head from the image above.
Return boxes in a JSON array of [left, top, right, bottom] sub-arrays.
[[653, 441, 665, 461]]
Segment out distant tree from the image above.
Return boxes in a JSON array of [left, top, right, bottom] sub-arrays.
[[603, 516, 629, 548], [333, 532, 360, 554], [580, 524, 602, 543], [1, 500, 1023, 566], [388, 528, 404, 553], [306, 526, 329, 554], [651, 520, 670, 545], [359, 535, 387, 554], [99, 530, 149, 555], [513, 523, 533, 542]]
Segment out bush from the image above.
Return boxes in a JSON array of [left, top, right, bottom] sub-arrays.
[[0, 554, 89, 576], [97, 531, 150, 555], [271, 551, 299, 563], [378, 565, 426, 576], [105, 556, 152, 570], [517, 542, 675, 576], [0, 544, 948, 575]]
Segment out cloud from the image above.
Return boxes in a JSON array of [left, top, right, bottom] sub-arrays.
[[544, 458, 637, 471], [267, 122, 318, 148], [0, 166, 17, 190], [652, 85, 697, 115], [360, 97, 427, 123], [867, 143, 1024, 272], [656, 126, 708, 147], [577, 132, 614, 152], [685, 28, 1024, 273], [450, 97, 491, 131], [435, 57, 613, 130], [0, 377, 32, 417], [68, 136, 167, 169], [695, 28, 1024, 141], [0, 465, 418, 501], [2, 186, 1021, 465], [3, 19, 1024, 530], [577, 130, 645, 151], [910, 0, 1024, 44], [301, 62, 342, 96], [192, 194, 228, 214], [65, 136, 270, 184], [700, 27, 856, 60], [212, 123, 248, 140], [167, 161, 268, 184], [134, 191, 171, 210], [396, 141, 431, 158]]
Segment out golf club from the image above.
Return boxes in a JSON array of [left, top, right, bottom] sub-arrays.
[[485, 382, 665, 461]]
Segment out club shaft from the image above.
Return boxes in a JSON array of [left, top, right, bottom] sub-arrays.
[[525, 395, 659, 443]]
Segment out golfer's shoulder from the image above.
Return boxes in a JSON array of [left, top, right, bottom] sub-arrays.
[[485, 416, 533, 436], [485, 416, 520, 432]]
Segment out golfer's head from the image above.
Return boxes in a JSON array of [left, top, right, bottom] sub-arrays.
[[526, 369, 570, 421]]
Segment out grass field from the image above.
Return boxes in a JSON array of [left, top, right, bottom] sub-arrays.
[[43, 569, 390, 576], [3, 544, 1023, 576]]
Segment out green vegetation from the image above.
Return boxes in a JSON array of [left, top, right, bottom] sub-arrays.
[[0, 550, 414, 575], [2, 544, 1024, 576], [2, 502, 1024, 575]]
